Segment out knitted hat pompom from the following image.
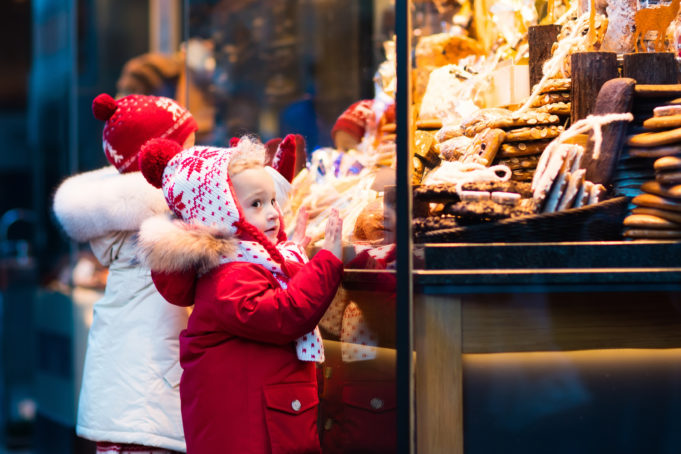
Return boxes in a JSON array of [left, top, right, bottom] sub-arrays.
[[92, 93, 118, 121], [139, 138, 183, 188]]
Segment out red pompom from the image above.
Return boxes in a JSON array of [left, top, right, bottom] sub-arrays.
[[229, 137, 240, 147], [139, 138, 183, 188], [92, 93, 118, 121]]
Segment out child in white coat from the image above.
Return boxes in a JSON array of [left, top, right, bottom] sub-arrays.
[[52, 93, 198, 454]]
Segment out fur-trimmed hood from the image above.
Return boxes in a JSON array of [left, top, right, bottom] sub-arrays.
[[53, 166, 170, 242], [138, 215, 239, 274]]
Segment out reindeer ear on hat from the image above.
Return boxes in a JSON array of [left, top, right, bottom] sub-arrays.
[[139, 138, 183, 188], [264, 138, 283, 167], [271, 134, 297, 183]]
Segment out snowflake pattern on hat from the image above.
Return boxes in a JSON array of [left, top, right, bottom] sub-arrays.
[[162, 146, 242, 233], [94, 93, 197, 174]]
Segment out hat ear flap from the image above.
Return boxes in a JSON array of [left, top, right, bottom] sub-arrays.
[[294, 134, 306, 176], [139, 138, 183, 188], [264, 138, 283, 167], [271, 134, 296, 183]]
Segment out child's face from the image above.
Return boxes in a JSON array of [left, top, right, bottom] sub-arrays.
[[231, 167, 280, 243]]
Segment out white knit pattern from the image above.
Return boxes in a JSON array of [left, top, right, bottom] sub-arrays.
[[162, 146, 241, 234]]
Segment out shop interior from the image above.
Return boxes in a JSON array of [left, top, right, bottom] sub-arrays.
[[2, 0, 681, 453]]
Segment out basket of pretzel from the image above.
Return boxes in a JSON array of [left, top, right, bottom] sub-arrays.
[[413, 109, 635, 243]]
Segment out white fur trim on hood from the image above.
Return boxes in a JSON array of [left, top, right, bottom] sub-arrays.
[[53, 166, 169, 242], [138, 215, 239, 274]]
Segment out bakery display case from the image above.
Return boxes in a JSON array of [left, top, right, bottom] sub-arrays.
[[186, 0, 681, 452], [404, 0, 681, 453]]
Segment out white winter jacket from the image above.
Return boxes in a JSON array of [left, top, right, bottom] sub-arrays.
[[53, 166, 188, 452]]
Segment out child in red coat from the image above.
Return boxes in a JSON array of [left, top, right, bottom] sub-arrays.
[[137, 136, 343, 454]]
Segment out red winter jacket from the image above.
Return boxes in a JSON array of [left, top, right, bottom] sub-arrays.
[[153, 249, 343, 454]]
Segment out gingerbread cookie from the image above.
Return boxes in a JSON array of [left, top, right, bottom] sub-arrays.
[[557, 168, 586, 211], [634, 84, 681, 99], [414, 130, 440, 167], [381, 123, 396, 133], [654, 156, 681, 172], [443, 199, 514, 221], [504, 125, 564, 143], [499, 140, 551, 158], [413, 216, 459, 232], [627, 127, 681, 148], [416, 119, 443, 130], [628, 145, 681, 158], [496, 155, 540, 171], [643, 114, 681, 130], [539, 78, 571, 94], [536, 102, 571, 116], [462, 128, 506, 165], [632, 207, 681, 224], [640, 180, 681, 199], [632, 193, 681, 212], [532, 144, 570, 204], [460, 180, 533, 197], [623, 213, 680, 229], [588, 183, 606, 205], [413, 183, 460, 202], [530, 92, 571, 108], [654, 105, 681, 117], [464, 111, 560, 136], [573, 180, 592, 208], [656, 171, 681, 185], [511, 169, 535, 181], [439, 135, 473, 161], [435, 125, 464, 142], [623, 228, 681, 239]]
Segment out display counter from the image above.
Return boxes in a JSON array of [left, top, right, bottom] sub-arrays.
[[412, 244, 681, 454]]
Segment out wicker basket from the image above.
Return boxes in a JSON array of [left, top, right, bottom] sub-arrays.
[[414, 196, 631, 243]]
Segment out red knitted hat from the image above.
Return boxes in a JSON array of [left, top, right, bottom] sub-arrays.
[[92, 93, 198, 173], [331, 99, 374, 143], [139, 137, 289, 269]]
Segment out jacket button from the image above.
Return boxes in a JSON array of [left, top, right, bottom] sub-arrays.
[[324, 418, 334, 431], [370, 398, 384, 410], [291, 399, 302, 411]]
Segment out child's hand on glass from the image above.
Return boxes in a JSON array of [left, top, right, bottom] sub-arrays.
[[323, 209, 343, 261], [291, 207, 311, 249]]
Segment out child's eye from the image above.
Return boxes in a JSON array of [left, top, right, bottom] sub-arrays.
[[252, 200, 262, 208], [271, 198, 276, 206]]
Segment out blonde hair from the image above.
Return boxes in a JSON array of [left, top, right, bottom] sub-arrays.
[[228, 135, 266, 176]]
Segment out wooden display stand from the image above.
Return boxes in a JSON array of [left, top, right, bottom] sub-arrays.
[[623, 52, 679, 85], [528, 24, 561, 90], [570, 51, 619, 123]]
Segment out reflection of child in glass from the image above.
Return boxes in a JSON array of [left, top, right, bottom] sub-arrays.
[[137, 136, 344, 453], [52, 93, 198, 454]]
